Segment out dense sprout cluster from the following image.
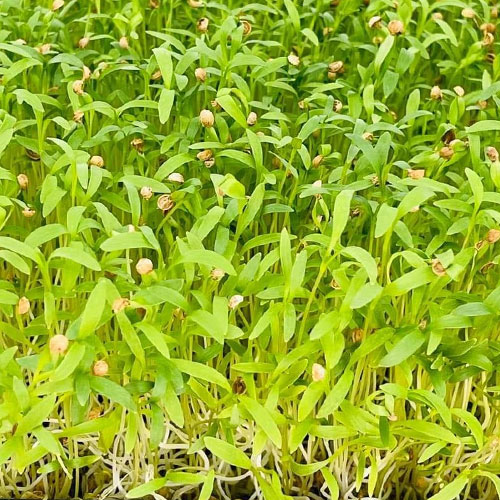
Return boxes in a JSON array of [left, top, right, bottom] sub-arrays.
[[1, 0, 500, 498]]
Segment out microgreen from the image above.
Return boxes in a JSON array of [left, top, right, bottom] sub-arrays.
[[1, 0, 500, 499]]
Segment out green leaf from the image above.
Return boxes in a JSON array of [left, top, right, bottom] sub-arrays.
[[155, 153, 193, 180], [451, 409, 483, 448], [52, 342, 85, 381], [298, 382, 323, 421], [301, 28, 318, 46], [119, 175, 170, 193], [395, 421, 461, 445], [32, 427, 60, 455], [171, 359, 231, 390], [58, 417, 113, 437], [0, 438, 18, 467], [13, 89, 44, 113], [190, 309, 225, 344], [0, 236, 39, 262], [133, 285, 189, 310], [351, 283, 382, 309], [79, 279, 107, 337], [3, 58, 42, 84], [329, 190, 354, 250], [137, 323, 170, 359], [397, 187, 434, 218], [385, 267, 436, 296], [310, 311, 337, 340], [16, 395, 57, 436], [165, 471, 205, 484], [240, 396, 282, 447], [100, 232, 154, 252], [116, 311, 145, 365], [216, 94, 248, 128], [237, 183, 265, 236], [25, 224, 67, 248], [0, 250, 30, 274], [90, 376, 136, 411], [153, 47, 173, 89], [465, 168, 483, 209], [127, 478, 167, 498], [159, 88, 175, 124], [50, 247, 101, 271], [232, 362, 275, 373], [164, 385, 184, 427], [204, 437, 253, 469], [378, 329, 425, 367], [280, 228, 292, 280], [199, 470, 215, 500], [342, 246, 378, 284], [375, 35, 395, 73], [321, 467, 340, 500], [375, 203, 398, 238], [428, 475, 468, 500], [284, 0, 300, 30], [0, 289, 19, 305], [466, 120, 500, 133], [117, 99, 158, 115], [177, 249, 236, 275], [418, 441, 447, 463], [317, 370, 354, 418]]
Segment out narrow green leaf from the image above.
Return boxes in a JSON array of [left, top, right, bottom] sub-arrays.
[[205, 437, 253, 469]]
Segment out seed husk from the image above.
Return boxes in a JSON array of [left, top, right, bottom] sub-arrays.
[[168, 172, 184, 183], [328, 60, 344, 73], [17, 174, 28, 189], [432, 259, 446, 276], [241, 20, 252, 36], [89, 155, 104, 167], [388, 19, 404, 35], [197, 17, 209, 33], [312, 363, 326, 381], [157, 194, 174, 213], [78, 37, 90, 48], [199, 109, 215, 127], [487, 146, 499, 162], [228, 294, 244, 309], [288, 53, 300, 66], [430, 85, 442, 100], [232, 377, 246, 394], [439, 146, 454, 159], [17, 296, 30, 315], [119, 36, 129, 49], [487, 229, 500, 243], [93, 360, 109, 376], [140, 186, 153, 200], [195, 67, 207, 82], [130, 138, 144, 152], [112, 298, 130, 313], [312, 155, 324, 168], [49, 335, 69, 354], [461, 8, 475, 19], [73, 110, 84, 123], [368, 16, 382, 29], [22, 207, 36, 218], [210, 268, 225, 280], [197, 149, 213, 161], [246, 111, 257, 126], [408, 169, 425, 180], [72, 79, 84, 95], [52, 0, 64, 11], [136, 258, 153, 275]]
